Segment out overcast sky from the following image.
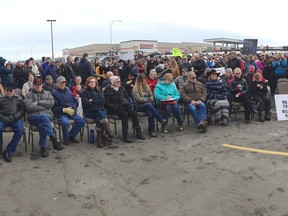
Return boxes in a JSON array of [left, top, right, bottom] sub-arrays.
[[1, 0, 288, 62]]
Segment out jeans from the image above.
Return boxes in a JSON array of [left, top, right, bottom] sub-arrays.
[[137, 103, 163, 133], [159, 103, 183, 126], [28, 114, 54, 148], [0, 119, 24, 154], [85, 110, 107, 128], [186, 102, 207, 126], [56, 114, 85, 142]]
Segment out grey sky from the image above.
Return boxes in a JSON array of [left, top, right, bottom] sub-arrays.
[[1, 0, 287, 62]]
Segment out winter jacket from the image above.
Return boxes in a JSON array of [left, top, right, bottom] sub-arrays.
[[205, 80, 228, 100], [0, 94, 24, 124], [52, 87, 78, 115], [24, 89, 54, 118], [78, 58, 94, 84], [272, 59, 287, 76], [179, 81, 207, 103], [103, 86, 131, 112], [249, 80, 268, 97], [154, 79, 180, 102], [81, 88, 106, 113]]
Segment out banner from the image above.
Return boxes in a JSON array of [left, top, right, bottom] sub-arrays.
[[172, 48, 182, 58], [243, 39, 258, 55], [274, 94, 288, 121], [214, 67, 225, 76]]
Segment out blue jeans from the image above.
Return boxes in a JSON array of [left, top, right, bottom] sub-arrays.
[[0, 119, 24, 154], [137, 103, 163, 133], [28, 114, 54, 148], [186, 102, 207, 126], [159, 103, 183, 126], [56, 114, 85, 142], [85, 110, 107, 128]]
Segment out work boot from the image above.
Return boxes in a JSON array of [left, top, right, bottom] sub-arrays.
[[258, 106, 264, 122], [40, 147, 49, 158], [122, 128, 133, 143], [135, 126, 145, 140], [265, 108, 271, 121], [50, 136, 64, 151], [101, 120, 115, 140], [96, 129, 105, 148]]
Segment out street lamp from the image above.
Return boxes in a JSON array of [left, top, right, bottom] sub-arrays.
[[47, 19, 56, 59], [109, 20, 121, 56]]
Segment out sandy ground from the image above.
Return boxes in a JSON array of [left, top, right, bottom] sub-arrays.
[[1, 105, 288, 216]]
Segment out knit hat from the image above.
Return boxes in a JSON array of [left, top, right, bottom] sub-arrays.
[[110, 76, 120, 86]]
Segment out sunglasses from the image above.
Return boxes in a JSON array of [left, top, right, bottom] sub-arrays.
[[190, 77, 197, 79], [116, 80, 121, 83], [6, 89, 14, 92]]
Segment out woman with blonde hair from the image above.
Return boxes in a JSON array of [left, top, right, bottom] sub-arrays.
[[154, 73, 184, 133], [81, 76, 114, 147], [132, 74, 166, 137], [170, 58, 180, 79]]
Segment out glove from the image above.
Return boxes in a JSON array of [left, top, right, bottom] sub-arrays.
[[63, 107, 75, 116]]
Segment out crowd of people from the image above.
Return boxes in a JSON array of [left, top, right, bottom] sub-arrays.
[[0, 50, 283, 162]]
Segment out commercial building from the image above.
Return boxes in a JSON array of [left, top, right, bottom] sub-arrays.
[[62, 40, 213, 59]]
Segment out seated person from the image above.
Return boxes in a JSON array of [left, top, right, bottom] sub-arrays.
[[154, 73, 184, 134], [146, 69, 158, 95], [103, 76, 145, 143], [174, 68, 189, 90], [205, 69, 229, 126], [101, 71, 113, 90], [52, 76, 85, 145], [24, 78, 64, 158], [42, 75, 56, 93], [179, 72, 208, 133], [71, 76, 83, 98], [132, 74, 167, 137], [249, 72, 271, 121], [22, 73, 34, 97], [0, 83, 24, 162], [229, 67, 257, 124], [81, 76, 114, 147]]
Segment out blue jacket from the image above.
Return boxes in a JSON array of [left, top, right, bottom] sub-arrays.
[[272, 59, 287, 76], [154, 78, 180, 101], [52, 87, 78, 115]]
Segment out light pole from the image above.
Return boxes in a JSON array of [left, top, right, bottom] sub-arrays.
[[109, 20, 121, 56], [47, 19, 56, 59]]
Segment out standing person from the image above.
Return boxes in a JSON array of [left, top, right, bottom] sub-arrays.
[[81, 76, 114, 147], [179, 72, 208, 133], [154, 73, 184, 133], [249, 72, 271, 122], [78, 53, 94, 85], [272, 53, 287, 94], [0, 83, 24, 162], [103, 76, 145, 143], [227, 51, 241, 72], [191, 53, 207, 77], [146, 54, 158, 76], [52, 76, 85, 145], [24, 78, 64, 158], [132, 74, 167, 137], [205, 69, 229, 125], [229, 68, 257, 124]]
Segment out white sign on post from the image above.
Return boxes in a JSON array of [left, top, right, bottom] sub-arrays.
[[274, 94, 288, 121]]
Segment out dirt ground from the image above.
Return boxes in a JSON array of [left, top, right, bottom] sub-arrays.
[[1, 106, 288, 216]]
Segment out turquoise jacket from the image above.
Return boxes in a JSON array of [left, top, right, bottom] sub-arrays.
[[154, 78, 180, 101]]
